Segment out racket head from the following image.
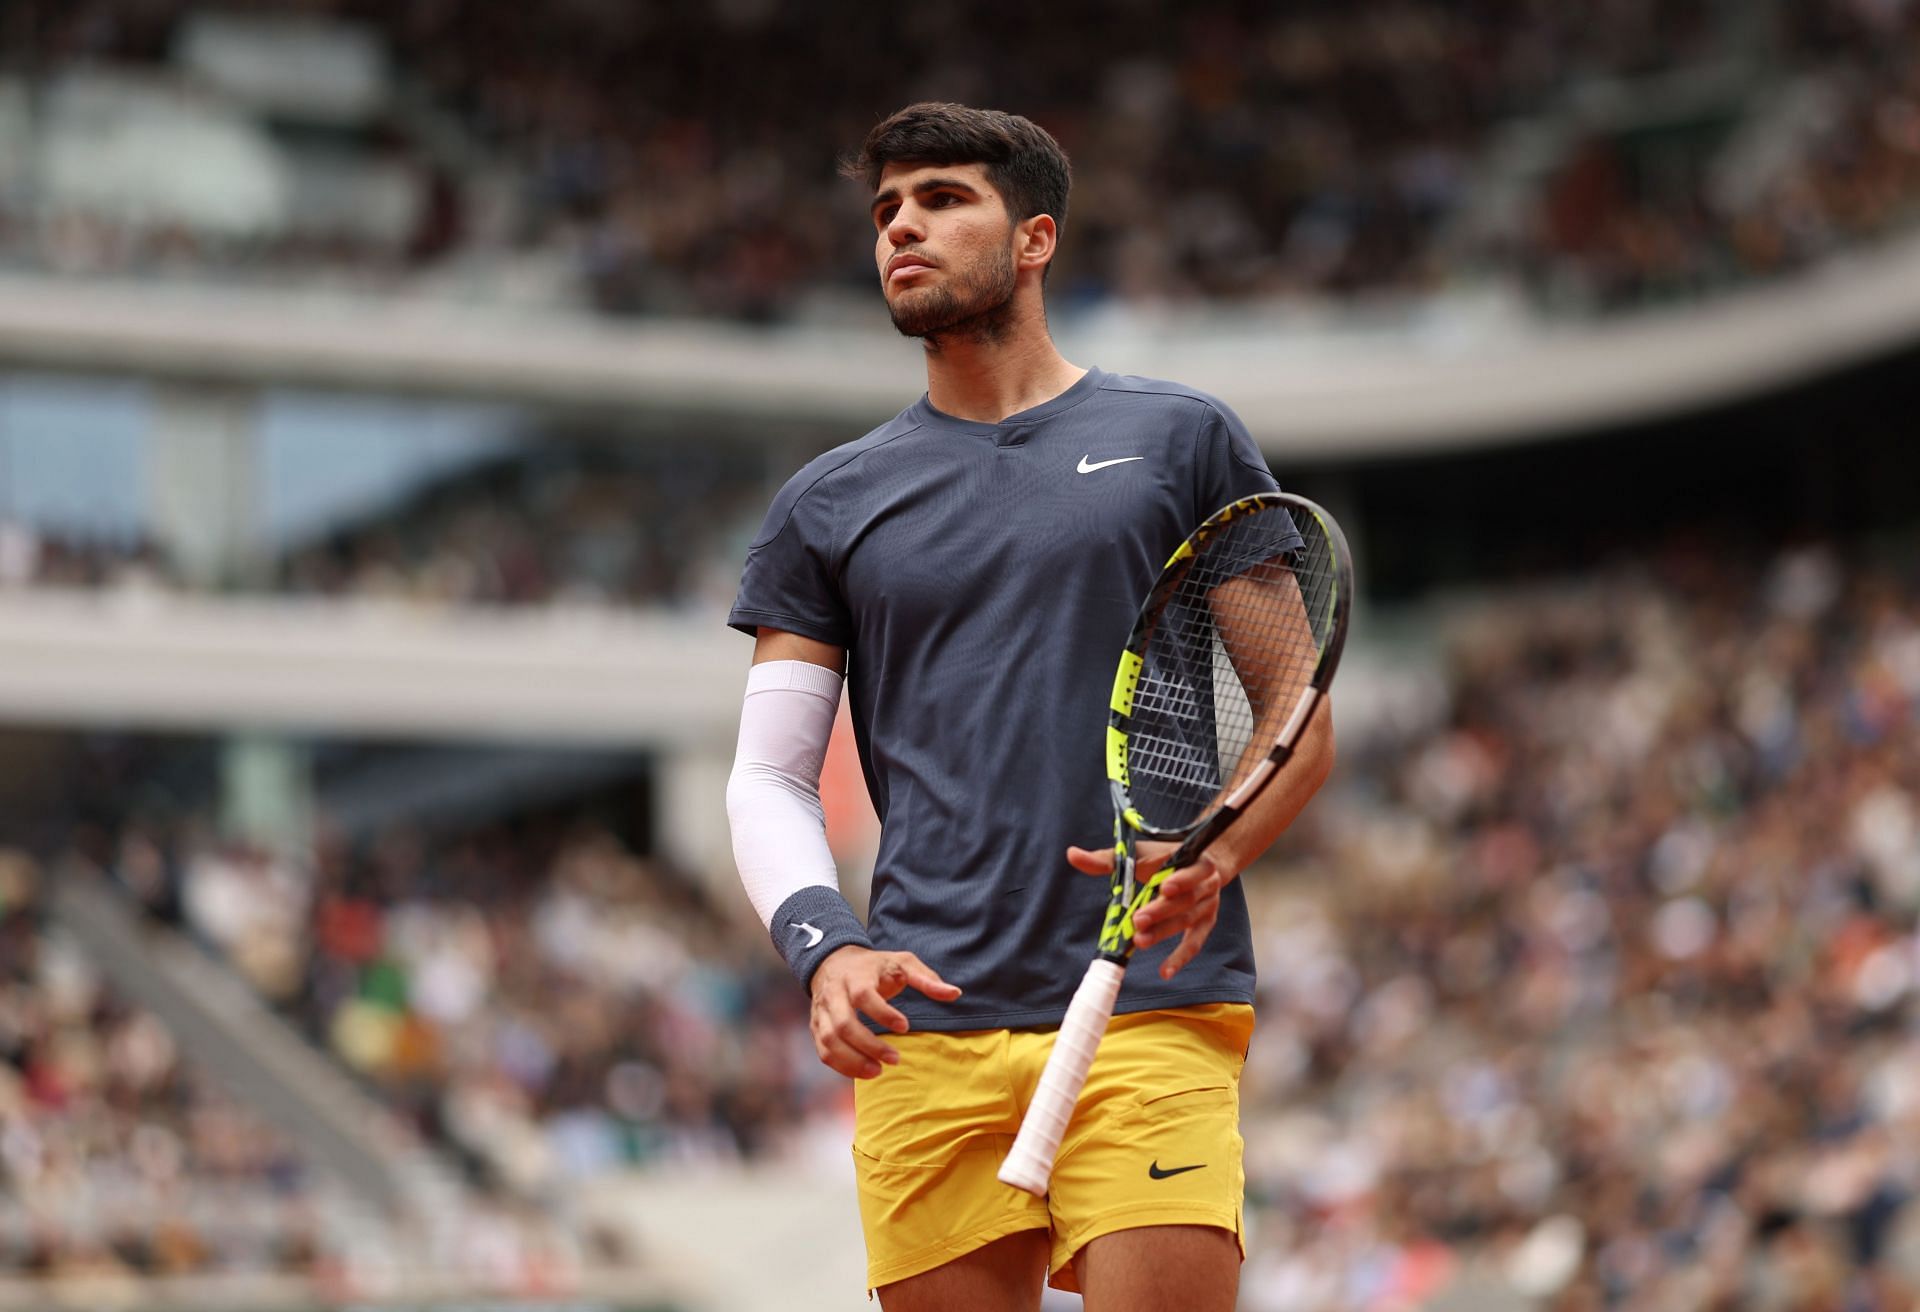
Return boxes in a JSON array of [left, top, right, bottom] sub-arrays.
[[1107, 493, 1351, 843]]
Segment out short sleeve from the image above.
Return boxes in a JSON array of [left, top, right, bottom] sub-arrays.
[[1191, 401, 1299, 574], [727, 468, 853, 647], [1192, 400, 1280, 526]]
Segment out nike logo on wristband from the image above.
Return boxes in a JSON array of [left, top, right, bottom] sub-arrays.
[[789, 921, 824, 948], [1148, 1160, 1206, 1180]]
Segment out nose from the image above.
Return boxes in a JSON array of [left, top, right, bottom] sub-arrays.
[[886, 203, 926, 248]]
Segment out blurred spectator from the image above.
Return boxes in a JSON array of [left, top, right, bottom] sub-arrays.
[[2, 0, 1919, 320], [102, 803, 833, 1198], [0, 521, 167, 592], [1235, 540, 1920, 1308], [43, 527, 1920, 1307], [0, 438, 769, 610], [0, 847, 331, 1282], [272, 442, 766, 611]]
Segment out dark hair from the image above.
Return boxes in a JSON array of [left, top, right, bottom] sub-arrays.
[[841, 102, 1071, 236]]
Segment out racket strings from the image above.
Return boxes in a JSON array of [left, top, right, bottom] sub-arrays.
[[1126, 506, 1337, 831]]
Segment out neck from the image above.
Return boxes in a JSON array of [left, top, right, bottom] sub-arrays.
[[921, 296, 1085, 423]]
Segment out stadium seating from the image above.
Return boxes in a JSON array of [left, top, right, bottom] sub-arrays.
[[2, 0, 1918, 320], [0, 851, 339, 1284], [28, 530, 1920, 1306]]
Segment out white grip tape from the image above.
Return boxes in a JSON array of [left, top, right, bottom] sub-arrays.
[[997, 959, 1127, 1196]]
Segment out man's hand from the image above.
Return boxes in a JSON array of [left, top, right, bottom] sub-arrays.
[[1065, 841, 1234, 980], [809, 946, 961, 1078], [1067, 701, 1335, 982]]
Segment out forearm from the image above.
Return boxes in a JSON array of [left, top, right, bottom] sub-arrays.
[[726, 657, 874, 988], [1203, 701, 1335, 876], [1203, 565, 1336, 876]]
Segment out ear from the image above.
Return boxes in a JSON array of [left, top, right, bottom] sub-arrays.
[[1014, 213, 1058, 276]]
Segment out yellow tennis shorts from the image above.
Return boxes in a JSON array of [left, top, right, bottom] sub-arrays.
[[851, 1003, 1252, 1294]]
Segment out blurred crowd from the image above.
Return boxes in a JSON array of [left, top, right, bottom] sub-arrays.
[[0, 439, 766, 610], [0, 849, 333, 1285], [272, 443, 764, 611], [1524, 1, 1920, 312], [93, 802, 832, 1201], [5, 0, 1920, 319], [1235, 540, 1920, 1309], [18, 528, 1920, 1309], [0, 520, 163, 592]]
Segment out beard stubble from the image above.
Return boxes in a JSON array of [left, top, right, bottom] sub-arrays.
[[887, 244, 1020, 347]]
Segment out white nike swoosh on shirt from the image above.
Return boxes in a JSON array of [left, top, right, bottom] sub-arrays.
[[790, 921, 824, 948], [1077, 455, 1146, 473]]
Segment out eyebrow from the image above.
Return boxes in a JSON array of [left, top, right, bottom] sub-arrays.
[[871, 176, 983, 217]]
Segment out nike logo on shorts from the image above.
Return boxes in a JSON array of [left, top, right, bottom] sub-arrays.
[[1148, 1160, 1206, 1179], [1077, 454, 1145, 473]]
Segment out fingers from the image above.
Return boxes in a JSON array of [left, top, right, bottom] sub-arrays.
[[896, 952, 962, 1002], [1136, 856, 1228, 979], [810, 985, 900, 1079], [1066, 845, 1114, 875], [856, 976, 912, 1034], [1133, 888, 1220, 949], [808, 952, 962, 1079], [863, 954, 962, 1019], [1067, 840, 1179, 875], [1134, 856, 1232, 979], [1159, 905, 1220, 979], [1149, 853, 1228, 906]]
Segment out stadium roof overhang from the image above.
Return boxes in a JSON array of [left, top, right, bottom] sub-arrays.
[[2, 229, 1919, 459]]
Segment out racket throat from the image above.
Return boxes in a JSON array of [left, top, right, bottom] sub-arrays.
[[1101, 786, 1177, 963], [1098, 782, 1143, 959], [1096, 850, 1138, 961]]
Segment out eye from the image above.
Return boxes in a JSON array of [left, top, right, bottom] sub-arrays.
[[875, 204, 898, 228], [928, 192, 958, 208]]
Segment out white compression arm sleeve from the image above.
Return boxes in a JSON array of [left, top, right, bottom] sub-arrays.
[[726, 660, 876, 995]]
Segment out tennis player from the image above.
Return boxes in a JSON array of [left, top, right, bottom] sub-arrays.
[[726, 103, 1334, 1311]]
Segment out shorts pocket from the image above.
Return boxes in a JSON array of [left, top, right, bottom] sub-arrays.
[[851, 1142, 1042, 1274], [1136, 1084, 1234, 1117], [852, 1144, 950, 1213]]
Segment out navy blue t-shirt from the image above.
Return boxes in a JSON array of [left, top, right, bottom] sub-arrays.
[[729, 367, 1280, 1030]]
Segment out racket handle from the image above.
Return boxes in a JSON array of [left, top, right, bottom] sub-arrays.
[[998, 958, 1127, 1196]]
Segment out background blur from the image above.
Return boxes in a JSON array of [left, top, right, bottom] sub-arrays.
[[3, 2, 1920, 1309]]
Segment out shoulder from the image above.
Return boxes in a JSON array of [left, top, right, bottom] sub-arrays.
[[787, 406, 929, 494], [1092, 372, 1275, 500], [1090, 371, 1249, 432], [752, 408, 928, 547]]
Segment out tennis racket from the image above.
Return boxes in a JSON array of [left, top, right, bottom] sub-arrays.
[[997, 491, 1351, 1196]]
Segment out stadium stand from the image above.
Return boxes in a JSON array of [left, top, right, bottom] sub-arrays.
[[0, 429, 770, 608], [16, 518, 1920, 1308], [0, 849, 341, 1286], [269, 437, 769, 610], [4, 830, 694, 1310], [87, 795, 828, 1192], [0, 522, 165, 592], [3, 0, 1920, 320], [1234, 539, 1920, 1308]]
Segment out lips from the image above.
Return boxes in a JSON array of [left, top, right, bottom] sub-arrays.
[[887, 254, 935, 283]]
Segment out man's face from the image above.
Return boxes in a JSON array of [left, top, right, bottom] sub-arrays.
[[870, 161, 1020, 342]]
